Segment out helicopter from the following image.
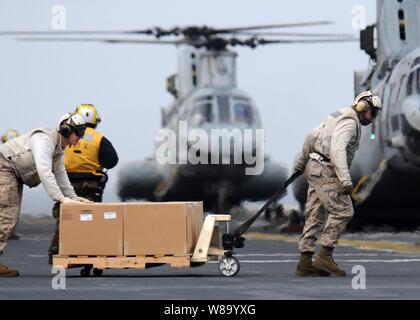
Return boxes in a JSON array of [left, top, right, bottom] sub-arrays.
[[112, 24, 358, 212], [293, 0, 420, 229], [1, 22, 355, 213]]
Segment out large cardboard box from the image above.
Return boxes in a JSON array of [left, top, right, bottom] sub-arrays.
[[124, 202, 204, 256], [59, 203, 124, 256]]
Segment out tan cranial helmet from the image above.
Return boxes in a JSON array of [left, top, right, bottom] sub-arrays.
[[352, 91, 382, 126], [352, 91, 382, 113], [57, 112, 86, 138]]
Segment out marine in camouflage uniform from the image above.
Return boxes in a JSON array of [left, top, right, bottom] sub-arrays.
[[293, 91, 382, 277], [0, 159, 23, 255], [1, 129, 22, 241], [0, 113, 90, 277]]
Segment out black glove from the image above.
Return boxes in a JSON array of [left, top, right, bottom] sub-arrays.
[[295, 169, 304, 176], [342, 185, 353, 195]]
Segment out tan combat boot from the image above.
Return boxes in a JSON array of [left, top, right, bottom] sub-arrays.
[[0, 261, 19, 277], [313, 246, 346, 277], [295, 252, 330, 277]]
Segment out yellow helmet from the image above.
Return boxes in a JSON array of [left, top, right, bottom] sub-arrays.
[[75, 104, 101, 127], [1, 129, 20, 143]]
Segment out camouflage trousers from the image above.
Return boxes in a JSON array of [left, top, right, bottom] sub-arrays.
[[298, 158, 354, 253], [49, 180, 104, 255], [0, 159, 23, 255]]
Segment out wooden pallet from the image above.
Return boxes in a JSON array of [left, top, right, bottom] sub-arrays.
[[53, 214, 232, 272], [53, 254, 191, 270]]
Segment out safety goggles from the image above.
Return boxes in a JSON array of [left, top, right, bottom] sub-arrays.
[[74, 127, 86, 138], [371, 106, 381, 118]]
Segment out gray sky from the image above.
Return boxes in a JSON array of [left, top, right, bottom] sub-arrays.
[[0, 0, 376, 215]]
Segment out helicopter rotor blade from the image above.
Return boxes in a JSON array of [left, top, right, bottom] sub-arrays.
[[17, 37, 187, 45], [212, 21, 332, 34], [1, 22, 334, 39], [234, 31, 356, 38], [256, 37, 359, 45], [0, 29, 157, 36], [16, 35, 358, 50]]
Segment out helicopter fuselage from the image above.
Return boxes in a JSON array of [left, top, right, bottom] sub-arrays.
[[118, 47, 288, 211]]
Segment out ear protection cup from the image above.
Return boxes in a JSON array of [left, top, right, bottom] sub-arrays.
[[58, 112, 86, 138], [355, 100, 369, 113], [59, 124, 73, 138]]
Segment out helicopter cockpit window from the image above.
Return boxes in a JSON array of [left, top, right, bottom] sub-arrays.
[[406, 71, 413, 96], [191, 95, 214, 125], [192, 102, 213, 125], [406, 68, 420, 96], [217, 96, 231, 123], [417, 68, 420, 94], [233, 103, 253, 124]]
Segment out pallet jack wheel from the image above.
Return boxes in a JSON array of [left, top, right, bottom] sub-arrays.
[[80, 265, 92, 277], [218, 256, 240, 277], [93, 268, 103, 277]]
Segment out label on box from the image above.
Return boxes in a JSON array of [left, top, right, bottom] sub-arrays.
[[104, 212, 117, 220], [80, 213, 93, 221]]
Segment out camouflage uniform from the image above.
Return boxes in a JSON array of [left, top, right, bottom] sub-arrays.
[[0, 120, 86, 276], [298, 158, 353, 252], [295, 107, 361, 254], [0, 159, 23, 255]]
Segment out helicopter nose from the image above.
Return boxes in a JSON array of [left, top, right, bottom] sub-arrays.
[[186, 127, 260, 164], [401, 95, 420, 155]]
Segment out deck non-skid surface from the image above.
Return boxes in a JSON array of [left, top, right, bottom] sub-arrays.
[[1, 218, 420, 299]]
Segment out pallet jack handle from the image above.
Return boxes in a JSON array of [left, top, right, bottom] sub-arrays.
[[222, 170, 303, 250]]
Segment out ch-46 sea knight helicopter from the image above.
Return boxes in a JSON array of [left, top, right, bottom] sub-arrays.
[[293, 0, 420, 228], [2, 22, 354, 212]]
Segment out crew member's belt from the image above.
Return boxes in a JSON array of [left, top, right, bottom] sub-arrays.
[[71, 180, 102, 189], [313, 151, 331, 163]]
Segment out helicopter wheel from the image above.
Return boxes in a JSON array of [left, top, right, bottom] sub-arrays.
[[218, 256, 240, 277]]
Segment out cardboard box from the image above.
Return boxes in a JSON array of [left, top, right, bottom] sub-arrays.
[[59, 203, 124, 256], [124, 202, 204, 256]]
